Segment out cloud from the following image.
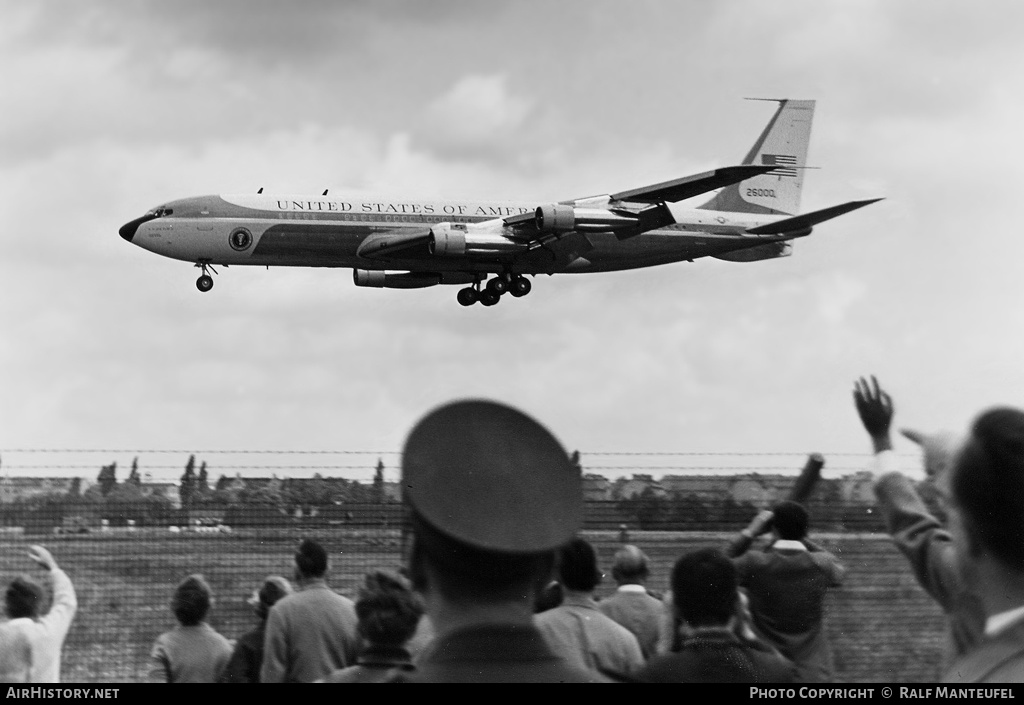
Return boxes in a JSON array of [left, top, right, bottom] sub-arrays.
[[418, 74, 533, 155], [4, 0, 1024, 482]]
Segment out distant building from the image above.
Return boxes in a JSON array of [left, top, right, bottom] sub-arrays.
[[582, 474, 612, 501], [0, 477, 79, 504], [381, 481, 402, 502], [614, 475, 667, 500], [730, 476, 772, 505], [839, 472, 876, 504], [660, 475, 729, 500], [140, 482, 181, 509]]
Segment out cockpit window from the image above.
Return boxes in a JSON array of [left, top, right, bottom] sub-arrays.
[[148, 206, 174, 217]]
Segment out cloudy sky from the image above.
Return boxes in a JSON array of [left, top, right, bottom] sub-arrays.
[[2, 0, 1022, 483]]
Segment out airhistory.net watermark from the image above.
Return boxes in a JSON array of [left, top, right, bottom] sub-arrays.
[[6, 689, 118, 700]]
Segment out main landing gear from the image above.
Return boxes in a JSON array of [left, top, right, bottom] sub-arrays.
[[457, 273, 532, 307], [195, 261, 218, 292]]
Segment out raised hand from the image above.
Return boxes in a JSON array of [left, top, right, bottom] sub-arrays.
[[27, 544, 57, 571], [853, 376, 894, 452]]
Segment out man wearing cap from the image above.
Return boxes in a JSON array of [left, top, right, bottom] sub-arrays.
[[853, 376, 986, 673], [597, 544, 665, 659], [0, 545, 77, 682], [400, 399, 603, 682], [260, 539, 360, 683]]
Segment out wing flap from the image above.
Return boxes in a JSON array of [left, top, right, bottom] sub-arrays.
[[745, 198, 883, 235]]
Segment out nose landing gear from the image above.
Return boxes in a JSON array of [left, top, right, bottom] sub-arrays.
[[195, 261, 218, 292], [456, 274, 533, 307]]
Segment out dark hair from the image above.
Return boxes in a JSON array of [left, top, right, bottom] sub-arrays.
[[671, 548, 737, 628], [611, 545, 649, 584], [558, 537, 602, 592], [355, 571, 423, 647], [5, 576, 44, 619], [409, 515, 555, 598], [534, 580, 564, 613], [951, 407, 1024, 569], [772, 500, 809, 540], [172, 574, 212, 626], [295, 539, 328, 578]]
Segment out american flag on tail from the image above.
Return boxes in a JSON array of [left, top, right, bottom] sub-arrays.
[[761, 154, 798, 177]]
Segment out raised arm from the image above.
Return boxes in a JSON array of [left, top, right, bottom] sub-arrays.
[[28, 545, 77, 639], [726, 509, 775, 558], [852, 377, 963, 610]]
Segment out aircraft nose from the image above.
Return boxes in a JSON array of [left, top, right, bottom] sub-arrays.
[[119, 214, 153, 242]]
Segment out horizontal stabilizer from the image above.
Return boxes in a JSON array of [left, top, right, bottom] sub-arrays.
[[611, 165, 784, 204], [745, 198, 883, 235], [356, 228, 433, 259]]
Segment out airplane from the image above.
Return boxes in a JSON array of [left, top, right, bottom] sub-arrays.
[[119, 99, 880, 307]]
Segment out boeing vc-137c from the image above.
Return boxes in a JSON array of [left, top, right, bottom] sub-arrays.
[[119, 99, 880, 307]]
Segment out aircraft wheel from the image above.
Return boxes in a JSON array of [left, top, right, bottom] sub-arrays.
[[509, 276, 532, 297], [487, 277, 508, 295], [479, 290, 500, 306], [196, 275, 214, 292], [456, 287, 478, 307]]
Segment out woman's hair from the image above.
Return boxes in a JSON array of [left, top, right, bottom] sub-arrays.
[[249, 575, 293, 621]]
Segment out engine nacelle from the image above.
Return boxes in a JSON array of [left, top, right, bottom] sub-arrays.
[[535, 204, 639, 234], [713, 241, 793, 263], [535, 204, 577, 233], [353, 270, 441, 289], [429, 223, 527, 258]]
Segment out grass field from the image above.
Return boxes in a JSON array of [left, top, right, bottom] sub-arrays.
[[0, 529, 946, 682]]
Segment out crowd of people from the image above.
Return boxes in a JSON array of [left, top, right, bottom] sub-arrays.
[[2, 377, 1023, 682]]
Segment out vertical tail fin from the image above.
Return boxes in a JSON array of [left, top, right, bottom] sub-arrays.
[[699, 99, 815, 216]]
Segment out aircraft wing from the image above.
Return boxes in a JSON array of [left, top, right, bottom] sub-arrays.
[[357, 165, 786, 260], [745, 198, 884, 236], [500, 164, 784, 244], [607, 165, 785, 204]]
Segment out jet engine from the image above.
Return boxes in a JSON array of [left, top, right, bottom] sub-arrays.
[[534, 204, 639, 233], [429, 223, 527, 257], [713, 241, 793, 263], [353, 270, 440, 289]]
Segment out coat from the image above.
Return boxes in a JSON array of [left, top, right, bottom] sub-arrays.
[[637, 627, 796, 683], [402, 622, 605, 683], [944, 617, 1024, 683], [733, 542, 844, 682], [260, 580, 360, 683]]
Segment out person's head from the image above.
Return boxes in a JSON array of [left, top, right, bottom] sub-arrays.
[[948, 407, 1024, 576], [402, 399, 583, 607], [671, 548, 738, 629], [247, 575, 292, 621], [172, 574, 212, 626], [407, 509, 558, 605], [557, 537, 602, 593], [294, 539, 328, 580], [354, 570, 424, 647], [5, 576, 45, 619], [611, 544, 649, 586], [772, 500, 809, 541]]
